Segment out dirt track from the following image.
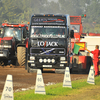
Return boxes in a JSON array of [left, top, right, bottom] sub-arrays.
[[0, 66, 88, 95]]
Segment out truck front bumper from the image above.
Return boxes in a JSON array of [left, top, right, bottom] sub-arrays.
[[28, 56, 68, 69]]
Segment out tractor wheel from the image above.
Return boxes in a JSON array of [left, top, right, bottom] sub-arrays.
[[17, 47, 26, 66]]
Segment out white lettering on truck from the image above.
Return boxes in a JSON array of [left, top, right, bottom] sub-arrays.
[[37, 41, 58, 47]]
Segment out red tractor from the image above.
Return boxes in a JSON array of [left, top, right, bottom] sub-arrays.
[[70, 15, 92, 73], [0, 23, 28, 66]]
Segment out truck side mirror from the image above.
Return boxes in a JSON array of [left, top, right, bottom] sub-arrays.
[[70, 30, 74, 38]]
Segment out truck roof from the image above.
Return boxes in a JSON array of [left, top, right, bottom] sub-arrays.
[[2, 23, 28, 30], [31, 14, 67, 17]]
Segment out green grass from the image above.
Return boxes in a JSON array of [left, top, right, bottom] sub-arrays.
[[11, 76, 100, 100]]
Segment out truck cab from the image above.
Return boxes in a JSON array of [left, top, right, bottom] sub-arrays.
[[70, 16, 83, 42]]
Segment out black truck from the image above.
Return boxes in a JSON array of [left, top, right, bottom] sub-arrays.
[[26, 14, 74, 73]]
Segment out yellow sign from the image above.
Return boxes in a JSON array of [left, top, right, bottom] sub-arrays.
[[75, 42, 85, 49]]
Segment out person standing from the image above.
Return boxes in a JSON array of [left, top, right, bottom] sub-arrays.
[[72, 26, 78, 32], [86, 45, 100, 76]]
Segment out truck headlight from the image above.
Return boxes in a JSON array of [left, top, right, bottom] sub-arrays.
[[39, 59, 43, 63], [30, 56, 35, 60], [44, 59, 47, 63], [52, 59, 55, 63], [60, 57, 65, 61], [48, 59, 51, 63]]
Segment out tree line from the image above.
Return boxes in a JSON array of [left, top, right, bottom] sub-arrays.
[[0, 0, 100, 33]]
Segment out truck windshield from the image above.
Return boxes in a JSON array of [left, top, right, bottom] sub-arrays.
[[3, 27, 22, 41], [70, 25, 80, 33], [31, 26, 66, 38]]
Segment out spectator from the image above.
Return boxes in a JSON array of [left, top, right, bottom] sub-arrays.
[[86, 45, 100, 77]]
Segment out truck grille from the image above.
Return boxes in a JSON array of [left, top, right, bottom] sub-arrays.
[[30, 48, 65, 55]]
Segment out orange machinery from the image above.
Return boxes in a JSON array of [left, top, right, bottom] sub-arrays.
[[70, 15, 92, 73]]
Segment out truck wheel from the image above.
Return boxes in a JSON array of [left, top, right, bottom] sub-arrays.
[[17, 47, 26, 66]]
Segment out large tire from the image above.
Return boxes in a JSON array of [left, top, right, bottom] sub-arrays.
[[17, 47, 26, 66]]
